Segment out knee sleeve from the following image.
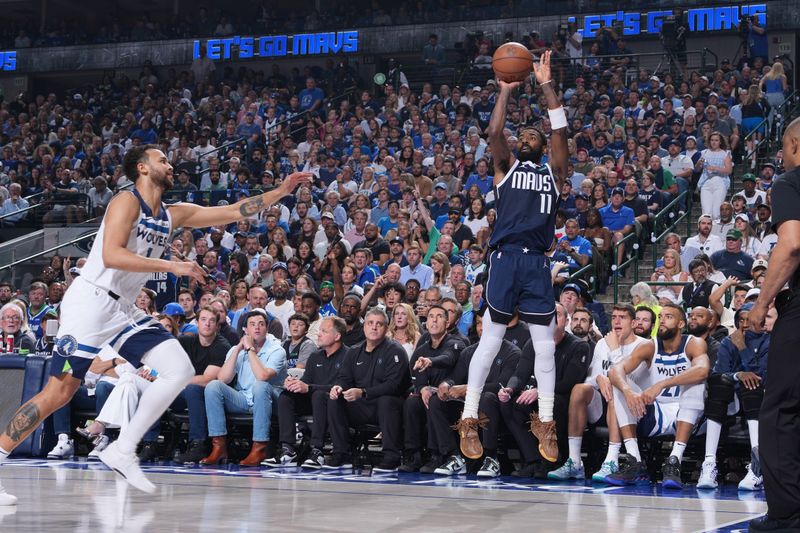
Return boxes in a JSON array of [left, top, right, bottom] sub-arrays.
[[737, 384, 764, 420], [530, 320, 556, 394], [704, 373, 735, 423]]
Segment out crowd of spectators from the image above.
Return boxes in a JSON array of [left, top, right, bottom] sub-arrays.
[[0, 24, 789, 484]]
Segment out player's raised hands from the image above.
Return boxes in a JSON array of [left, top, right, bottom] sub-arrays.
[[533, 50, 552, 85]]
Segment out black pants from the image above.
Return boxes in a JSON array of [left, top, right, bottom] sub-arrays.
[[328, 395, 403, 458], [478, 392, 504, 456], [427, 395, 462, 456], [498, 393, 570, 463], [760, 296, 800, 520], [278, 390, 329, 450], [403, 394, 430, 452]]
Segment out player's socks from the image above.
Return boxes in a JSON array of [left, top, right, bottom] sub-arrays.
[[670, 441, 687, 463], [747, 420, 759, 448], [604, 442, 621, 464], [568, 436, 583, 466], [462, 387, 482, 420], [529, 323, 556, 422], [705, 419, 722, 460], [623, 438, 641, 462]]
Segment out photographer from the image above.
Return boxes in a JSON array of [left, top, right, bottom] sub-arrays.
[[744, 15, 768, 63]]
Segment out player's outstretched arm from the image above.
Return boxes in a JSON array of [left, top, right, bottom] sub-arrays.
[[101, 192, 207, 284], [487, 80, 518, 186], [169, 172, 312, 229], [534, 50, 568, 191]]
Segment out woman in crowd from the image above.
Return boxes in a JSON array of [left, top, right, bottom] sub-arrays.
[[135, 288, 157, 315], [388, 302, 422, 359], [651, 248, 688, 305], [696, 131, 732, 220]]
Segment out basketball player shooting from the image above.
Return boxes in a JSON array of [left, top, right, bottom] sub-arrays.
[[0, 145, 310, 503], [456, 50, 567, 463]]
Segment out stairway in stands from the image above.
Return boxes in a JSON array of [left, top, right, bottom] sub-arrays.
[[594, 163, 748, 314]]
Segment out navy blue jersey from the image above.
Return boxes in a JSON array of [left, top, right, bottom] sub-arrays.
[[490, 160, 559, 252], [145, 271, 180, 312]]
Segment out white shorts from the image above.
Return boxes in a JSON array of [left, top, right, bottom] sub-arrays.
[[51, 277, 172, 379], [587, 388, 604, 425], [639, 382, 706, 438]]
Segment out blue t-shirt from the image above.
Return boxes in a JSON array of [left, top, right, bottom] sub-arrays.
[[299, 87, 325, 111], [465, 174, 493, 196], [598, 204, 635, 231], [558, 235, 593, 268]]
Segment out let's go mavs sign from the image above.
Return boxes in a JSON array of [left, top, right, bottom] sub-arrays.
[[568, 4, 767, 38], [193, 31, 358, 61]]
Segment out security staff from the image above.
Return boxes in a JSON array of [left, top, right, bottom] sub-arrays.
[[748, 117, 800, 532], [494, 303, 589, 477], [399, 304, 462, 472], [327, 308, 411, 472], [266, 317, 348, 469]]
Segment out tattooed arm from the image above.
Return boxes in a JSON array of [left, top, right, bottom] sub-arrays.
[[168, 171, 312, 229]]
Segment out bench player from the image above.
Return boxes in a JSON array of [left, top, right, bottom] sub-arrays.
[[606, 303, 710, 488], [456, 50, 568, 463]]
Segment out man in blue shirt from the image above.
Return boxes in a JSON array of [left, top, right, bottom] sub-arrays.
[[557, 218, 592, 270], [399, 245, 433, 289], [710, 229, 755, 281], [298, 77, 325, 114], [465, 158, 493, 196], [588, 134, 615, 164], [202, 309, 286, 466], [599, 188, 635, 271]]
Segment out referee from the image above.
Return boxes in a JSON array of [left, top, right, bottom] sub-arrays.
[[748, 118, 800, 532]]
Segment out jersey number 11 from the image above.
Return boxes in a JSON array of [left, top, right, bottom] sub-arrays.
[[539, 194, 553, 214]]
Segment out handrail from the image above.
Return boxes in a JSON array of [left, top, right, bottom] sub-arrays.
[[612, 232, 640, 303], [188, 136, 248, 179], [0, 192, 94, 223], [564, 263, 596, 294], [0, 230, 98, 271], [742, 90, 797, 146], [0, 181, 134, 223], [650, 190, 691, 264]]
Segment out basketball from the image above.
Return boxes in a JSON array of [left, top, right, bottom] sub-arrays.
[[491, 42, 533, 82]]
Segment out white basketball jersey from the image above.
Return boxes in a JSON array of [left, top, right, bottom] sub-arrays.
[[80, 189, 172, 302], [647, 334, 694, 404], [586, 335, 652, 388]]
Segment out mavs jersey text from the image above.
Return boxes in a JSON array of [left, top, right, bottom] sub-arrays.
[[484, 160, 560, 325], [51, 189, 176, 379], [490, 160, 559, 252]]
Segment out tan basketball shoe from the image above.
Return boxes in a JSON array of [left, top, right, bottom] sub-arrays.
[[454, 414, 488, 460], [529, 412, 558, 462]]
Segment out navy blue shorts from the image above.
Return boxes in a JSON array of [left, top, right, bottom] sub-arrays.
[[484, 246, 555, 325]]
